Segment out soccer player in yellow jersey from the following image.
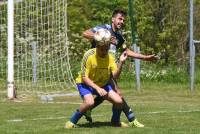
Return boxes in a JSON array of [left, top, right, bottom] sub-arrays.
[[65, 29, 128, 128]]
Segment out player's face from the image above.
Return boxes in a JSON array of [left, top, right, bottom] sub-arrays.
[[96, 43, 110, 58], [112, 13, 125, 31]]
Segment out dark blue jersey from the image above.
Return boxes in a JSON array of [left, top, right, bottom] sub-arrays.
[[91, 24, 125, 49]]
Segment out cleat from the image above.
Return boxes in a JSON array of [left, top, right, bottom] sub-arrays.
[[83, 110, 92, 123], [65, 121, 76, 129], [112, 121, 129, 128], [129, 119, 144, 128]]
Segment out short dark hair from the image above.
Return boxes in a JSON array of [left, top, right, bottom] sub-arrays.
[[112, 9, 127, 17]]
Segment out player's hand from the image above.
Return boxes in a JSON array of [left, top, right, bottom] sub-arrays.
[[144, 54, 160, 61], [97, 88, 107, 97], [119, 51, 128, 63], [110, 36, 117, 45]]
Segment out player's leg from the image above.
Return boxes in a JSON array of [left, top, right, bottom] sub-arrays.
[[121, 97, 143, 127], [66, 94, 94, 128], [65, 84, 95, 128], [83, 95, 104, 123], [121, 97, 135, 121], [92, 96, 105, 109], [104, 85, 129, 127], [109, 79, 123, 124], [111, 79, 144, 127]]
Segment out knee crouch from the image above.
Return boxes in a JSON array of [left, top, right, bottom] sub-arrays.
[[84, 99, 94, 107]]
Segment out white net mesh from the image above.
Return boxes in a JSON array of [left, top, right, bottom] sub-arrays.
[[0, 0, 7, 90], [0, 0, 75, 95]]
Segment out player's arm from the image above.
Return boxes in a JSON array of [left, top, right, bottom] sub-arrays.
[[126, 48, 158, 61], [83, 29, 95, 40], [112, 51, 127, 79]]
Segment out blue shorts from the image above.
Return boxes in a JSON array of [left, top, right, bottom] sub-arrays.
[[76, 83, 113, 98]]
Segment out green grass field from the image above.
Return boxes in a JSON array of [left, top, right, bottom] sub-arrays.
[[0, 82, 200, 134]]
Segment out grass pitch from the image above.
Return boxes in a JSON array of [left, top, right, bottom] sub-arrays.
[[0, 82, 200, 134]]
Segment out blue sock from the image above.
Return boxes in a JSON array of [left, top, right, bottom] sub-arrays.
[[125, 108, 135, 122], [111, 106, 122, 123], [70, 110, 83, 124]]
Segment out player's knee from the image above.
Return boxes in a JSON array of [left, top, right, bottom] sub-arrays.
[[85, 99, 94, 107], [115, 97, 123, 105]]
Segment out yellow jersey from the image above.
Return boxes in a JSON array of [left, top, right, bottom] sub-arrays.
[[76, 48, 117, 87]]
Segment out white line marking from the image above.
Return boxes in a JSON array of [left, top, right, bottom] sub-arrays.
[[7, 119, 23, 122], [6, 115, 104, 122], [7, 117, 66, 122], [40, 101, 112, 106], [7, 109, 200, 122], [140, 109, 200, 115]]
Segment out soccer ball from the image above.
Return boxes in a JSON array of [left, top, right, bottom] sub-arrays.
[[94, 29, 111, 43]]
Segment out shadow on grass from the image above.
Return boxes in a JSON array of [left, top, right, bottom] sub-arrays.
[[79, 121, 112, 128]]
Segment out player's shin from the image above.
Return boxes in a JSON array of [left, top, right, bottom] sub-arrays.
[[83, 96, 104, 123], [70, 109, 83, 124], [122, 98, 135, 122], [111, 105, 122, 124]]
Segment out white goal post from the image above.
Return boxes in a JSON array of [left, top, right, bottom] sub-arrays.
[[7, 0, 14, 99]]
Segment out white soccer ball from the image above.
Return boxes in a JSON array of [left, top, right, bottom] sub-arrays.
[[94, 29, 111, 44]]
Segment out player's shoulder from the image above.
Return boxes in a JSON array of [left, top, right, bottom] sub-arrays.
[[83, 48, 96, 59], [93, 24, 111, 31], [104, 24, 111, 29]]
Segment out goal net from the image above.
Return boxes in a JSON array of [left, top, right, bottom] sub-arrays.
[[0, 0, 76, 97]]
